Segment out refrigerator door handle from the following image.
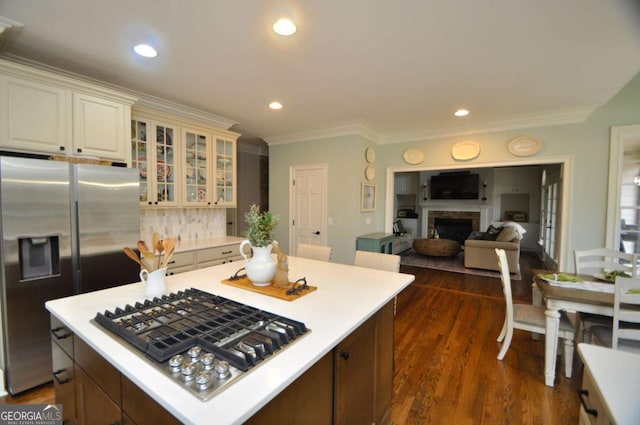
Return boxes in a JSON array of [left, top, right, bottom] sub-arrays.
[[74, 200, 81, 273]]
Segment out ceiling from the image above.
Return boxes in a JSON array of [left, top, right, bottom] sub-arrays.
[[1, 0, 640, 144]]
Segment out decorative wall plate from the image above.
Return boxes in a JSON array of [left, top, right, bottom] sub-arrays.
[[403, 148, 425, 164], [451, 141, 480, 161], [365, 165, 375, 181], [365, 147, 376, 163], [508, 136, 542, 156]]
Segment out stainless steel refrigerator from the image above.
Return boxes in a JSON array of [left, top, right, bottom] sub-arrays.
[[0, 156, 140, 394]]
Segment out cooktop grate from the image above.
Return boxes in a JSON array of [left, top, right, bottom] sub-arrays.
[[94, 288, 308, 372]]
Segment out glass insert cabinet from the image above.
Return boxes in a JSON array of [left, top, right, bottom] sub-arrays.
[[131, 113, 237, 208], [131, 118, 179, 207]]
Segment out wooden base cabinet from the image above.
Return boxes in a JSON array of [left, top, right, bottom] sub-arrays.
[[247, 301, 394, 425], [51, 341, 77, 425], [50, 316, 180, 425]]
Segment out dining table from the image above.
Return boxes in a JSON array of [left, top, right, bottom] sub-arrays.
[[533, 269, 616, 387]]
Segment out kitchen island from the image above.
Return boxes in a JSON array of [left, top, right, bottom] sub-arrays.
[[46, 256, 414, 425]]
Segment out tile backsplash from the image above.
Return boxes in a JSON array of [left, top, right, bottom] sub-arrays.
[[141, 208, 227, 242]]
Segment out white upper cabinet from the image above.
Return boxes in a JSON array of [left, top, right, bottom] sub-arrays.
[[181, 128, 237, 207], [494, 166, 541, 194], [182, 127, 212, 207], [133, 106, 238, 209], [0, 59, 136, 162], [214, 136, 236, 207], [0, 76, 70, 153], [131, 114, 180, 207], [73, 93, 128, 160]]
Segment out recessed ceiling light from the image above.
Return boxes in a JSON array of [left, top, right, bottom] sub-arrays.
[[273, 18, 297, 36], [133, 44, 157, 58], [269, 101, 283, 110], [454, 109, 469, 117]]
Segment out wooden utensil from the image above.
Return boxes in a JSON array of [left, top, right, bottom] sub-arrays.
[[123, 247, 147, 270], [139, 249, 156, 271], [137, 240, 149, 252], [156, 240, 164, 269], [161, 237, 178, 269]]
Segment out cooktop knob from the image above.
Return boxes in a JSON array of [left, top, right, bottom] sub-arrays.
[[201, 352, 215, 369], [182, 363, 196, 381], [187, 346, 202, 360], [169, 355, 184, 372], [195, 371, 212, 390], [214, 360, 231, 379]]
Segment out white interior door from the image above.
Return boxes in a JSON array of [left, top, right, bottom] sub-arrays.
[[290, 164, 327, 254]]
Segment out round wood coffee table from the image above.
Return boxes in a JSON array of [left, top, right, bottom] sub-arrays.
[[413, 238, 461, 257]]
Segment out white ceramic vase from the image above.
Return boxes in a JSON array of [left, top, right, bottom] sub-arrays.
[[140, 267, 168, 299], [239, 240, 276, 286]]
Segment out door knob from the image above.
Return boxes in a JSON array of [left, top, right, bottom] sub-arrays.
[[313, 231, 320, 235]]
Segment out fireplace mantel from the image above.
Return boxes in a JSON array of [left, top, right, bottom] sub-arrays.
[[421, 204, 490, 238]]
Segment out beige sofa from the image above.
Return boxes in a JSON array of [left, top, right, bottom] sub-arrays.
[[464, 226, 521, 273]]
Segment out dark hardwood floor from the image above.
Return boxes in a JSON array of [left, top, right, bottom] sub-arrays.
[[393, 252, 580, 425], [1, 252, 580, 424]]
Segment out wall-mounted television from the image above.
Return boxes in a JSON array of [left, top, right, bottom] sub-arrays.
[[430, 172, 479, 200]]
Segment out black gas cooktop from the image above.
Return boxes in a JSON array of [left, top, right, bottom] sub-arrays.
[[94, 288, 309, 400]]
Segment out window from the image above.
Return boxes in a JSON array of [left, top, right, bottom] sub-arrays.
[[607, 125, 640, 253]]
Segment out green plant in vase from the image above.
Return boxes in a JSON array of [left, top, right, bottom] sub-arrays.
[[240, 204, 280, 286], [243, 204, 279, 247]]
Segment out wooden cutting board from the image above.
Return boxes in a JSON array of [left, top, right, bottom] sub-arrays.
[[221, 276, 317, 301]]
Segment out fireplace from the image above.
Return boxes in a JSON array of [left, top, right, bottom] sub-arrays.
[[427, 210, 481, 244], [434, 218, 473, 245]]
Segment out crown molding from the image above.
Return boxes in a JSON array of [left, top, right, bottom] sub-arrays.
[[379, 105, 601, 144], [0, 55, 137, 104], [1, 54, 238, 130], [134, 95, 238, 130], [0, 17, 24, 53], [264, 105, 600, 146], [265, 120, 381, 145]]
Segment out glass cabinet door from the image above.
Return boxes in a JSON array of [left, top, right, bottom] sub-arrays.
[[215, 137, 236, 206], [132, 118, 179, 207], [131, 119, 150, 203], [155, 124, 177, 206], [183, 129, 211, 206]]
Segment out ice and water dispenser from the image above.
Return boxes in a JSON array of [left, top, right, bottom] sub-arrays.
[[18, 236, 60, 280]]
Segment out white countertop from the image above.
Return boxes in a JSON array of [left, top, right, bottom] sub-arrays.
[[172, 236, 245, 253], [46, 257, 414, 425], [578, 343, 640, 425]]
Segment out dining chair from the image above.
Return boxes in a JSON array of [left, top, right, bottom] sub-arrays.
[[574, 248, 638, 342], [495, 249, 576, 378], [354, 250, 401, 316], [297, 243, 332, 262], [590, 276, 640, 353], [354, 250, 400, 272], [574, 247, 637, 277]]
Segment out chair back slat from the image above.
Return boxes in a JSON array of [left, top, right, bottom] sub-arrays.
[[612, 276, 640, 349], [574, 248, 637, 277]]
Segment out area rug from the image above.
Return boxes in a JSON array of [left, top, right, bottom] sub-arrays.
[[400, 249, 522, 280]]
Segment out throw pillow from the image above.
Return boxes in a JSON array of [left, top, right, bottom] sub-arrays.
[[486, 225, 502, 235], [496, 227, 518, 242], [393, 220, 406, 235]]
